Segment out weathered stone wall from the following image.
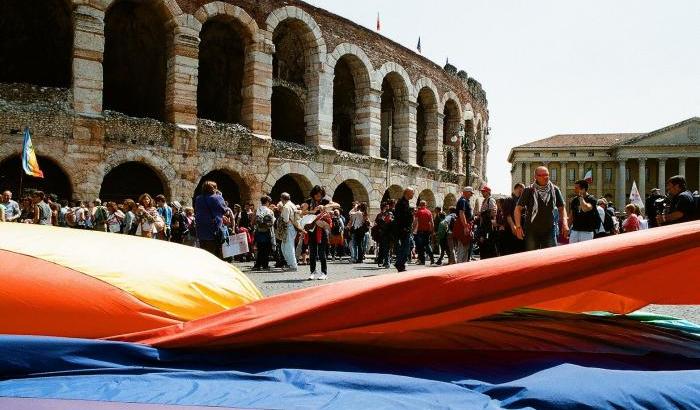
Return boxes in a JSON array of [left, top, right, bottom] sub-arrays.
[[0, 0, 489, 217]]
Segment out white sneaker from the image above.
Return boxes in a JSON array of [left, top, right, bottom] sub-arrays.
[[317, 273, 328, 280], [308, 272, 316, 280]]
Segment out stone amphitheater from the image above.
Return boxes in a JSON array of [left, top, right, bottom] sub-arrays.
[[0, 0, 489, 215]]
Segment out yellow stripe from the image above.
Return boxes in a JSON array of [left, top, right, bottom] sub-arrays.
[[0, 224, 263, 321]]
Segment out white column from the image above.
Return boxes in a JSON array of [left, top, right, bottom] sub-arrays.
[[658, 157, 667, 190], [559, 161, 568, 195], [578, 162, 585, 183], [525, 162, 532, 185], [596, 161, 603, 197], [638, 157, 646, 199], [679, 157, 687, 177], [511, 162, 518, 189], [617, 159, 626, 208]]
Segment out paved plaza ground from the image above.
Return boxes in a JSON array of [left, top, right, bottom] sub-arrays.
[[234, 256, 700, 324]]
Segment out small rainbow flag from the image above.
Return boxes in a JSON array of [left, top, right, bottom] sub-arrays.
[[22, 128, 44, 178]]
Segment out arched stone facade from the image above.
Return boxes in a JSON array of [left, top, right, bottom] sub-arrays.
[[0, 0, 489, 216]]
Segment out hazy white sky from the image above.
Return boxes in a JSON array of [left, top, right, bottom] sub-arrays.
[[307, 0, 700, 193]]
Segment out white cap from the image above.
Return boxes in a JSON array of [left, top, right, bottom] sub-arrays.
[[463, 186, 474, 193]]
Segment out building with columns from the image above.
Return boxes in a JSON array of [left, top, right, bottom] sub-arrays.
[[508, 117, 700, 208], [0, 0, 490, 218]]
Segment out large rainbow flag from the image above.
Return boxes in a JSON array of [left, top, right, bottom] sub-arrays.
[[0, 222, 699, 409]]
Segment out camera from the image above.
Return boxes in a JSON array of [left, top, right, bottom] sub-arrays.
[[654, 196, 669, 216]]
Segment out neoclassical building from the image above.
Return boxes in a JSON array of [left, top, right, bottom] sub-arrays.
[[509, 117, 700, 207], [0, 0, 490, 216]]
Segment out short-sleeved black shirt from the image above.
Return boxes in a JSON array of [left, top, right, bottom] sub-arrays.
[[669, 191, 695, 224], [456, 196, 473, 221], [570, 194, 599, 232], [517, 186, 565, 234]]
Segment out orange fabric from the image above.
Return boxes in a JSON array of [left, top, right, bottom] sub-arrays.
[[114, 222, 700, 348], [0, 250, 180, 338]]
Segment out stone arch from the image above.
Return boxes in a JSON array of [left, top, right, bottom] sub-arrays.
[[417, 189, 436, 209], [266, 6, 327, 68], [442, 98, 462, 172], [268, 173, 314, 205], [196, 6, 251, 124], [262, 162, 322, 196], [379, 67, 412, 162], [416, 84, 439, 169], [268, 6, 327, 145], [102, 0, 182, 18], [99, 161, 168, 203], [0, 151, 74, 200], [194, 2, 258, 41], [0, 0, 73, 88], [440, 90, 463, 115], [374, 62, 415, 99], [196, 159, 258, 205], [382, 184, 404, 203], [100, 149, 176, 200], [327, 169, 372, 199], [328, 44, 374, 155], [104, 0, 176, 120], [443, 193, 457, 209], [330, 179, 370, 213], [193, 169, 249, 207]]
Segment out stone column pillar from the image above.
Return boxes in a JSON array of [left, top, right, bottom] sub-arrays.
[[558, 161, 567, 195], [596, 161, 604, 197], [658, 157, 667, 190], [617, 159, 626, 208], [679, 157, 687, 177], [436, 112, 445, 171], [364, 88, 383, 158], [525, 162, 532, 186], [638, 157, 646, 199], [511, 161, 520, 187], [165, 17, 200, 126], [304, 69, 334, 149], [242, 37, 274, 136], [406, 100, 418, 166], [578, 162, 585, 183], [72, 5, 105, 117]]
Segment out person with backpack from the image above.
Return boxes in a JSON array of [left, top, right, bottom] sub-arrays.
[[91, 199, 108, 232], [595, 198, 614, 238], [252, 196, 275, 270], [436, 207, 457, 265], [329, 209, 345, 261]]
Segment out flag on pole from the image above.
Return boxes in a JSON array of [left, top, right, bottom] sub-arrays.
[[22, 128, 44, 178], [376, 13, 381, 31], [584, 169, 593, 184], [417, 37, 422, 53], [630, 181, 644, 209]]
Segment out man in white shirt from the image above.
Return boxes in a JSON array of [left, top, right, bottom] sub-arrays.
[[279, 192, 298, 271]]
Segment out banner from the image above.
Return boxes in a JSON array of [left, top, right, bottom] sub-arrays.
[[22, 128, 44, 178], [629, 180, 644, 209]]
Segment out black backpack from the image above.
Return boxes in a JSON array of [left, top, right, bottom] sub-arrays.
[[331, 217, 342, 235], [603, 209, 614, 232]]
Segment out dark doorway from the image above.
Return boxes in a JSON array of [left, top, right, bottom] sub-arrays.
[[332, 182, 354, 214], [0, 0, 72, 88], [0, 155, 72, 200], [99, 162, 165, 203], [270, 174, 306, 205], [194, 170, 242, 207], [380, 77, 395, 159], [332, 57, 356, 152], [104, 0, 167, 120], [271, 86, 305, 144], [198, 19, 245, 124]]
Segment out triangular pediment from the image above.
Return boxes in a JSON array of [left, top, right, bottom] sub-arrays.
[[622, 117, 700, 147]]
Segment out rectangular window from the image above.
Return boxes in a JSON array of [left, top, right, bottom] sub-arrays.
[[552, 152, 559, 157], [568, 168, 576, 182], [605, 168, 613, 183], [570, 152, 577, 157], [588, 151, 595, 157], [551, 168, 558, 182], [534, 152, 541, 157]]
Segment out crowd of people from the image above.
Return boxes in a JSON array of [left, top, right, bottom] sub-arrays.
[[1, 167, 697, 280]]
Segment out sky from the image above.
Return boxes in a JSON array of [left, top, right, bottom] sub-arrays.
[[306, 0, 700, 194]]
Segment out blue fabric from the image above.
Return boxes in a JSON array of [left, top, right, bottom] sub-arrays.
[[194, 194, 225, 241], [1, 334, 700, 409]]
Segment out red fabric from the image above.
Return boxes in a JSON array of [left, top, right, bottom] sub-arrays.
[[414, 208, 433, 232], [623, 214, 640, 232], [113, 222, 700, 348]]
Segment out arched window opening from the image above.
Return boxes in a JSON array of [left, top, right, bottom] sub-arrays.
[[198, 19, 246, 124], [0, 0, 72, 88], [104, 0, 168, 120], [0, 155, 72, 200], [194, 170, 243, 207], [100, 162, 166, 203], [271, 86, 305, 144]]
